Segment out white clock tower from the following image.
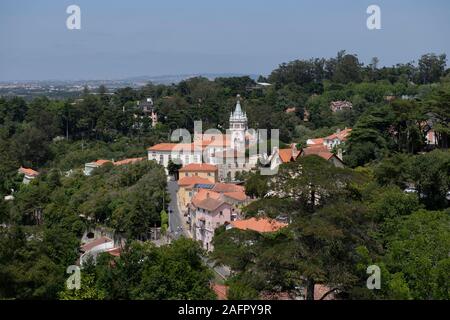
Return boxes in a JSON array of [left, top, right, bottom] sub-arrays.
[[229, 95, 248, 151]]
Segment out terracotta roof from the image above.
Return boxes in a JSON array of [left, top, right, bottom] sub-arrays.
[[148, 142, 206, 152], [179, 163, 218, 172], [302, 146, 335, 161], [148, 143, 180, 152], [18, 167, 39, 177], [325, 128, 352, 141], [105, 247, 121, 257], [224, 191, 247, 202], [113, 157, 145, 166], [86, 159, 112, 167], [80, 236, 112, 252], [212, 183, 244, 193], [191, 189, 222, 207], [178, 176, 212, 187], [307, 138, 324, 146], [195, 197, 227, 211], [212, 283, 229, 300], [230, 217, 287, 233], [278, 149, 294, 163], [193, 184, 247, 202]]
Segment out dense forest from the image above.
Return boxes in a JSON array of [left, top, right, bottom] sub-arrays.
[[0, 51, 449, 299]]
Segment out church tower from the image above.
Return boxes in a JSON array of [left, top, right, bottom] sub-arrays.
[[229, 94, 247, 151]]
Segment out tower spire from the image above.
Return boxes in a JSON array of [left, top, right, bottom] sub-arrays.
[[233, 94, 243, 116]]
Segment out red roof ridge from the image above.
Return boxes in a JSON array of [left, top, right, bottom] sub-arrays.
[[179, 163, 218, 172], [18, 167, 39, 177], [230, 217, 287, 233]]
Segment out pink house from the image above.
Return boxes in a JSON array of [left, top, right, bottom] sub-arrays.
[[189, 190, 234, 251]]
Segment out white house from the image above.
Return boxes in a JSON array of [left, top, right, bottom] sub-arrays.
[[18, 167, 39, 184]]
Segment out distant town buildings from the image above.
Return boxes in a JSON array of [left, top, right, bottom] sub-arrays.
[[147, 96, 258, 180], [137, 97, 158, 127]]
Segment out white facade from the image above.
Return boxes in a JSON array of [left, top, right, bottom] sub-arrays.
[[148, 148, 203, 170], [229, 96, 248, 151]]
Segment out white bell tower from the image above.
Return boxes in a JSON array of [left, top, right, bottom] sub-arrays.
[[229, 95, 247, 151]]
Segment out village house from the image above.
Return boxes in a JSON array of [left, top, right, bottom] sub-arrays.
[[79, 236, 121, 266], [113, 157, 145, 166], [177, 163, 219, 210], [83, 159, 112, 176], [300, 145, 345, 167], [83, 157, 146, 176], [18, 167, 40, 184], [136, 97, 158, 127], [186, 183, 249, 251], [268, 144, 301, 171], [181, 181, 248, 218], [189, 190, 234, 251], [226, 217, 288, 233], [330, 101, 353, 112], [179, 163, 218, 183], [307, 128, 352, 150]]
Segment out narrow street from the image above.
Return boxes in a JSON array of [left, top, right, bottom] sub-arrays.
[[167, 180, 190, 239], [167, 179, 231, 280]]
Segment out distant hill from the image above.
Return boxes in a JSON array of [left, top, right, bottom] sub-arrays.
[[122, 73, 260, 85]]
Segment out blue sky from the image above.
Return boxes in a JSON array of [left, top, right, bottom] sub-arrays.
[[0, 0, 449, 81]]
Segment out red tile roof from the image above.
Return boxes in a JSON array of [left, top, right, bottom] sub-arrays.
[[230, 217, 287, 233], [302, 146, 335, 160], [18, 167, 39, 177], [194, 197, 227, 211], [212, 183, 244, 193], [179, 163, 218, 172], [105, 247, 121, 257], [88, 159, 112, 166], [278, 149, 295, 163], [113, 157, 145, 166], [224, 191, 247, 202], [148, 142, 206, 152], [80, 236, 112, 252], [178, 176, 213, 187], [324, 128, 352, 141], [212, 283, 229, 300], [192, 189, 222, 207], [307, 138, 324, 146]]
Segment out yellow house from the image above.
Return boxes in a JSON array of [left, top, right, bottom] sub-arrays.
[[177, 176, 214, 213], [177, 164, 218, 213], [179, 163, 218, 182]]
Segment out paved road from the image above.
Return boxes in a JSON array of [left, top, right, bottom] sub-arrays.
[[167, 180, 190, 239], [167, 179, 231, 280]]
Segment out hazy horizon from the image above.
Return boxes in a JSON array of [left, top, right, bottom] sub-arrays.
[[1, 0, 449, 81]]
